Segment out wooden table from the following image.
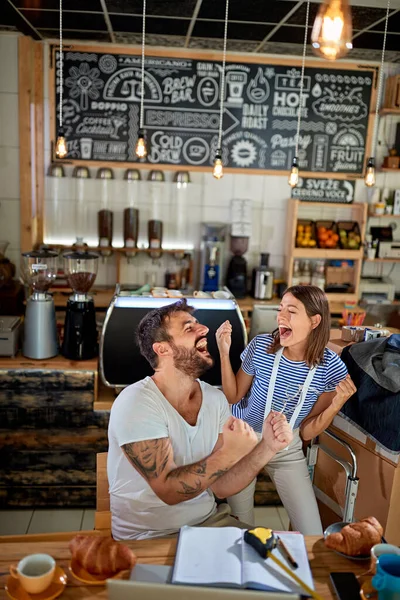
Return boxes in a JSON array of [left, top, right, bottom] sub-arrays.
[[0, 533, 371, 599]]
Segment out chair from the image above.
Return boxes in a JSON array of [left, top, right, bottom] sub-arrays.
[[96, 452, 112, 533]]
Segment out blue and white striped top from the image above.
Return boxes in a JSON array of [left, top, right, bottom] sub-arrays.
[[232, 334, 348, 432]]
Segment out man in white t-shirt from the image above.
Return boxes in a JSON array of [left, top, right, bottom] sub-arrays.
[[108, 299, 292, 540]]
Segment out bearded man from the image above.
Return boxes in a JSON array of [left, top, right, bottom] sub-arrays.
[[107, 299, 292, 540]]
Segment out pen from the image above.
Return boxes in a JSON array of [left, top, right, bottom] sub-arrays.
[[276, 535, 298, 569]]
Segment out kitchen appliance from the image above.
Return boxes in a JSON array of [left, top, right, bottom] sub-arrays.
[[100, 289, 247, 387], [378, 241, 400, 259], [226, 236, 248, 299], [199, 223, 226, 292], [252, 253, 274, 300], [0, 316, 21, 356], [61, 250, 99, 360], [22, 248, 58, 359], [359, 277, 395, 303]]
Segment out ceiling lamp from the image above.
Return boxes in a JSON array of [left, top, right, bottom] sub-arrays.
[[311, 0, 353, 60], [365, 0, 390, 188], [55, 0, 67, 159], [213, 0, 229, 180], [135, 0, 147, 159], [288, 1, 310, 188]]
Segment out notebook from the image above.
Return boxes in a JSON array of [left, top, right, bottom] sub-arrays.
[[172, 526, 314, 596]]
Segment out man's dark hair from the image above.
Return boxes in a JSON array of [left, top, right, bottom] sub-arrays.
[[136, 299, 194, 369]]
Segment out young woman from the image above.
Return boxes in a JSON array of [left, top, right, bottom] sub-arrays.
[[216, 285, 356, 535]]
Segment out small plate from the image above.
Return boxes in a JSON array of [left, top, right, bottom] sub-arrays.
[[69, 559, 128, 586], [5, 566, 67, 600], [324, 522, 371, 561]]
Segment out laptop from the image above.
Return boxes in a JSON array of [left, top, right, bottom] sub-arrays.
[[108, 565, 301, 600]]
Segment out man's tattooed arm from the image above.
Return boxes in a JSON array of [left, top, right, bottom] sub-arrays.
[[122, 438, 230, 505]]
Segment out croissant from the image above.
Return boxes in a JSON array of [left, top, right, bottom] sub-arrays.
[[325, 517, 383, 556], [69, 535, 137, 576]]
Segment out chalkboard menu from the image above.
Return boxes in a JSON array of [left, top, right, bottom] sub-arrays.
[[54, 50, 375, 174], [291, 177, 355, 202]]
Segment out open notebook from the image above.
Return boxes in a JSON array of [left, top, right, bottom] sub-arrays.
[[172, 526, 314, 595]]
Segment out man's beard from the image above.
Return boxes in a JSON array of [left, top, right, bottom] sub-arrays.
[[171, 343, 214, 379]]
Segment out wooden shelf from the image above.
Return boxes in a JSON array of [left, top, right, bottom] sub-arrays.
[[379, 168, 400, 173], [293, 248, 363, 259], [369, 213, 400, 218], [364, 258, 400, 263], [298, 201, 363, 209], [47, 245, 192, 255], [380, 108, 400, 115]]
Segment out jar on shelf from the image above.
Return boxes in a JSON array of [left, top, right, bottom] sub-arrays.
[[292, 259, 301, 286], [311, 260, 326, 291], [300, 260, 312, 286]]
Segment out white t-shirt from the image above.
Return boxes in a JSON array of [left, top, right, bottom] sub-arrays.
[[107, 376, 230, 540]]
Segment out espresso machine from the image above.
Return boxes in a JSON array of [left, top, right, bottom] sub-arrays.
[[226, 236, 249, 298], [252, 253, 274, 300], [199, 223, 226, 292], [61, 250, 99, 360], [22, 249, 58, 359]]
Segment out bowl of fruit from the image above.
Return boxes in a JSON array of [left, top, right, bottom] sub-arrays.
[[316, 221, 340, 249], [337, 221, 362, 250], [296, 220, 317, 248]]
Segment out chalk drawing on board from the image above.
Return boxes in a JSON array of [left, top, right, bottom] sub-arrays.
[[103, 68, 163, 103], [183, 137, 210, 165], [225, 71, 247, 106], [197, 77, 219, 107], [247, 68, 270, 104], [65, 63, 104, 111], [231, 140, 257, 167], [99, 55, 117, 74], [311, 134, 329, 171]]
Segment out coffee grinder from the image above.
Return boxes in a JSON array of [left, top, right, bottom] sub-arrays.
[[226, 236, 249, 298], [22, 249, 58, 359], [61, 250, 99, 360], [199, 223, 226, 292]]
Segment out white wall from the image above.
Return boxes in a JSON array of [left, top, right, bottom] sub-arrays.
[[0, 33, 20, 273]]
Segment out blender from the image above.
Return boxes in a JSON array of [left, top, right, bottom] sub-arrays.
[[22, 248, 59, 359], [61, 250, 99, 360]]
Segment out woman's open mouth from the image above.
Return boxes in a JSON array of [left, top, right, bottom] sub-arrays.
[[279, 325, 292, 341]]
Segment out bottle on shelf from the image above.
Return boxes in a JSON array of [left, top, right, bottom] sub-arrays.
[[311, 260, 326, 291], [300, 260, 312, 286], [292, 259, 301, 287]]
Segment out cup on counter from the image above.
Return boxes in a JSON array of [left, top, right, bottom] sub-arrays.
[[10, 554, 56, 594], [193, 291, 212, 298], [372, 554, 400, 600], [371, 545, 400, 575], [212, 290, 231, 299]]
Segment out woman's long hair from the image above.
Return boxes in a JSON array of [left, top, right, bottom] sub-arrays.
[[268, 285, 330, 367]]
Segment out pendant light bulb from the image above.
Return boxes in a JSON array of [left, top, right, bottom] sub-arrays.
[[55, 127, 67, 159], [288, 157, 299, 188], [135, 131, 147, 158], [213, 151, 224, 180], [311, 0, 353, 60], [365, 157, 376, 187]]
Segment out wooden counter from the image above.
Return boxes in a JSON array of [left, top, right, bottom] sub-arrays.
[[0, 353, 109, 509], [0, 533, 372, 600]]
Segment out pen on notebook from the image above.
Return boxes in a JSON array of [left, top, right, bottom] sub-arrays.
[[276, 536, 298, 569]]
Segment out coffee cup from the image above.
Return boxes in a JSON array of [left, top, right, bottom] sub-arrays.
[[372, 554, 400, 600], [212, 290, 230, 299], [371, 545, 400, 575], [10, 553, 56, 594]]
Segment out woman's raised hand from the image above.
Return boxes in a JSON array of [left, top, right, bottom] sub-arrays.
[[216, 320, 232, 357], [332, 374, 356, 411]]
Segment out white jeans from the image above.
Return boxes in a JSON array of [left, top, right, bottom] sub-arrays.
[[227, 429, 323, 536]]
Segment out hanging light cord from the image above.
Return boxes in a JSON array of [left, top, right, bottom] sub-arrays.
[[59, 0, 63, 129], [140, 0, 146, 130], [218, 0, 229, 150], [295, 0, 310, 158], [371, 0, 391, 158]]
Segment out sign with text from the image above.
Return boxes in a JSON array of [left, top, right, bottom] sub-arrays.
[[291, 177, 355, 203], [54, 50, 374, 174]]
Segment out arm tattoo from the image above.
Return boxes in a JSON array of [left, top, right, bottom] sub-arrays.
[[122, 439, 171, 480], [167, 461, 207, 478], [177, 479, 203, 496], [209, 468, 228, 480]]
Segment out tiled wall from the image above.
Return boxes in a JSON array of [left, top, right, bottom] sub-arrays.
[[0, 31, 399, 291], [0, 33, 20, 273]]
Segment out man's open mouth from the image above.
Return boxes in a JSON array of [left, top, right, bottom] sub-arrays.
[[195, 338, 209, 354], [279, 325, 292, 341]]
